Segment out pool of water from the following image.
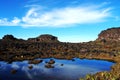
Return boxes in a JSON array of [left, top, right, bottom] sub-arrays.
[[0, 58, 114, 80]]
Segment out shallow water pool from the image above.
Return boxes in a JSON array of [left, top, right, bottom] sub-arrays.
[[0, 58, 114, 80]]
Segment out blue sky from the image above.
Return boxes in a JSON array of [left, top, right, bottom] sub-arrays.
[[0, 0, 120, 42]]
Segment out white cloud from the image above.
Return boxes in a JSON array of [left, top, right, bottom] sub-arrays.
[[0, 4, 112, 28], [21, 6, 111, 27], [12, 17, 21, 24], [0, 17, 21, 26]]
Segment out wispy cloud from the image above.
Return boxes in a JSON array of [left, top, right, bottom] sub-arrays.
[[0, 3, 112, 28]]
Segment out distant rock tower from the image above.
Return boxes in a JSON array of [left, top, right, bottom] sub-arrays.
[[2, 35, 17, 40], [97, 27, 120, 41], [28, 34, 59, 42]]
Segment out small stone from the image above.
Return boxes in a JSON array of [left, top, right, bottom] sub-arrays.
[[28, 59, 43, 64], [45, 64, 54, 68], [28, 65, 33, 69], [61, 64, 64, 66], [11, 69, 17, 74], [48, 59, 55, 64]]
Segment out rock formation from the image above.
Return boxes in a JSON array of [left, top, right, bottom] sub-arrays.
[[2, 35, 17, 41], [97, 27, 120, 41], [2, 34, 24, 41], [28, 34, 59, 42]]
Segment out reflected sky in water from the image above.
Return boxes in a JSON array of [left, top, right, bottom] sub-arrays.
[[0, 58, 114, 80]]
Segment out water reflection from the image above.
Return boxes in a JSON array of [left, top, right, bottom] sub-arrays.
[[0, 58, 114, 80]]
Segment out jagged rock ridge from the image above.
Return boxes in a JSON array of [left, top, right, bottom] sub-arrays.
[[97, 27, 120, 41]]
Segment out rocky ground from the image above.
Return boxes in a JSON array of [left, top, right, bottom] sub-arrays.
[[0, 27, 120, 80]]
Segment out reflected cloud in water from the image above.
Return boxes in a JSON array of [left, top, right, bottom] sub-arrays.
[[0, 58, 114, 80]]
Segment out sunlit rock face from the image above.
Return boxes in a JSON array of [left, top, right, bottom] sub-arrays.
[[97, 27, 120, 41], [28, 34, 59, 42]]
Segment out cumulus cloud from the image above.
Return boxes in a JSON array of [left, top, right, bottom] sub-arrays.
[[0, 4, 112, 27]]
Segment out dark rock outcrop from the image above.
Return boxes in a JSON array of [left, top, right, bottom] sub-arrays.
[[2, 34, 24, 41], [97, 27, 120, 41], [28, 34, 59, 42], [2, 35, 17, 41]]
